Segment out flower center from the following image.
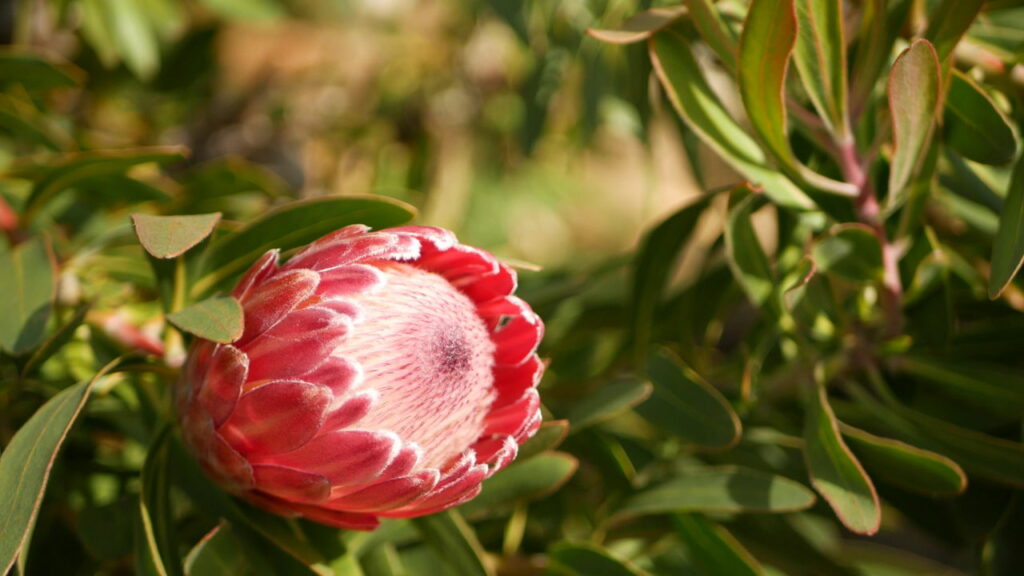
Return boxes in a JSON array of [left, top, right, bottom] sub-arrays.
[[332, 262, 496, 469]]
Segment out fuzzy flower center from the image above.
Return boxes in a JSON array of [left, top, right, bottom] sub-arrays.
[[333, 262, 497, 469]]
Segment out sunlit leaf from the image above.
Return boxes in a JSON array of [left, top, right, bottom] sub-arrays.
[[812, 224, 884, 283], [673, 514, 765, 576], [587, 6, 687, 44], [944, 70, 1016, 166], [546, 542, 649, 576], [803, 382, 880, 535], [841, 424, 967, 496], [988, 156, 1024, 298], [725, 190, 776, 310], [166, 297, 243, 343], [683, 0, 738, 73], [615, 466, 817, 520], [638, 349, 741, 449], [412, 511, 491, 576], [886, 40, 941, 212], [648, 29, 813, 209], [194, 196, 415, 298], [792, 0, 849, 137], [0, 237, 56, 355], [139, 427, 185, 576], [737, 0, 855, 196], [460, 453, 578, 518], [133, 213, 222, 259], [567, 378, 652, 433], [0, 358, 122, 575]]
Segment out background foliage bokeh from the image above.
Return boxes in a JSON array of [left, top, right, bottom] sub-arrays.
[[1, 0, 1023, 575]]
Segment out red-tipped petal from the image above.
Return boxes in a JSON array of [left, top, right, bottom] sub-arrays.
[[286, 230, 408, 272], [492, 311, 543, 366], [269, 430, 400, 486], [198, 345, 248, 427], [472, 435, 518, 470], [317, 264, 385, 296], [492, 354, 543, 408], [417, 245, 497, 283], [323, 391, 375, 429], [307, 356, 362, 397], [484, 388, 541, 436], [328, 470, 439, 512], [238, 269, 320, 345], [233, 250, 280, 300], [253, 464, 331, 503], [245, 307, 349, 381], [219, 380, 331, 456], [391, 464, 488, 516]]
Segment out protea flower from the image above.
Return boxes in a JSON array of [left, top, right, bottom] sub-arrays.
[[176, 225, 544, 530]]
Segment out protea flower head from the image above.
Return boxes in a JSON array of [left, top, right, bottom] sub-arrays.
[[176, 225, 544, 530]]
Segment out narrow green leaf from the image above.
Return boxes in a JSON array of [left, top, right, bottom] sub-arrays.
[[460, 453, 578, 518], [197, 0, 286, 21], [840, 424, 967, 496], [673, 515, 765, 576], [546, 542, 649, 576], [725, 191, 776, 309], [803, 382, 881, 535], [0, 237, 56, 355], [518, 420, 569, 461], [94, 0, 161, 79], [897, 356, 1024, 414], [21, 147, 188, 223], [359, 543, 406, 576], [139, 427, 185, 576], [637, 348, 742, 449], [849, 0, 912, 115], [632, 195, 712, 359], [887, 40, 941, 212], [133, 213, 222, 259], [185, 524, 270, 576], [989, 154, 1024, 298], [738, 0, 856, 196], [924, 0, 985, 61], [615, 466, 817, 520], [411, 511, 491, 576], [812, 223, 884, 283], [194, 196, 415, 298], [0, 49, 83, 91], [682, 0, 738, 73], [166, 296, 243, 343], [648, 30, 813, 209], [21, 302, 88, 375], [0, 95, 70, 150], [944, 70, 1017, 165], [586, 6, 687, 44], [792, 0, 849, 137], [567, 378, 652, 433], [0, 358, 122, 575]]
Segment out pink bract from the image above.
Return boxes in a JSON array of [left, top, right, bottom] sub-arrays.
[[176, 225, 544, 530]]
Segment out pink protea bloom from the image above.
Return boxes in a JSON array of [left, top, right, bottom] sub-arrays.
[[176, 225, 544, 530]]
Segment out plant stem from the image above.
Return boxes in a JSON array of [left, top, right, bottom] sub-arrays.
[[837, 138, 904, 337]]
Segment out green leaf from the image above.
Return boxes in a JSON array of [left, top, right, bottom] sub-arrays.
[[20, 147, 188, 224], [812, 224, 884, 283], [586, 6, 687, 44], [614, 466, 817, 520], [360, 543, 405, 576], [77, 498, 136, 561], [82, 0, 160, 79], [185, 523, 270, 576], [792, 0, 849, 137], [0, 49, 83, 91], [0, 237, 56, 355], [546, 542, 649, 576], [673, 515, 765, 576], [944, 70, 1017, 166], [139, 427, 185, 576], [637, 348, 742, 449], [988, 155, 1024, 298], [737, 0, 855, 196], [0, 358, 122, 575], [924, 0, 985, 61], [683, 0, 738, 73], [21, 303, 89, 376], [0, 95, 70, 150], [632, 195, 712, 359], [897, 356, 1024, 414], [648, 29, 813, 209], [725, 190, 776, 309], [840, 424, 967, 497], [460, 453, 578, 518], [411, 511, 491, 576], [849, 0, 912, 115], [803, 381, 880, 535], [197, 0, 286, 21], [518, 420, 569, 461], [194, 196, 416, 298], [567, 378, 652, 434], [886, 40, 941, 212], [132, 213, 222, 259]]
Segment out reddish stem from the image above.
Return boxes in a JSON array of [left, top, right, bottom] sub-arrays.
[[838, 139, 904, 337]]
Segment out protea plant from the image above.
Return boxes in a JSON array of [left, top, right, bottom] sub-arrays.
[[175, 225, 544, 530]]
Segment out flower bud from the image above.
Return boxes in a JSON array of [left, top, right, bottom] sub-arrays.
[[176, 225, 544, 529]]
